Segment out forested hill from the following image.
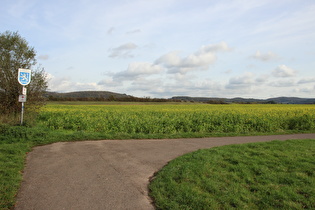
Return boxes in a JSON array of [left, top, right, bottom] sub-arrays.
[[171, 96, 315, 104], [45, 91, 132, 101], [45, 91, 172, 102], [45, 91, 315, 104]]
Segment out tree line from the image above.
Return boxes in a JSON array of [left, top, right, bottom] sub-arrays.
[[46, 94, 182, 102]]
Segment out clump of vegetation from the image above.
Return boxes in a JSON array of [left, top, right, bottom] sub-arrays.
[[149, 139, 315, 209], [0, 30, 47, 122]]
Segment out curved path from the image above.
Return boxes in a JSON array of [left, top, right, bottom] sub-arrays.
[[15, 133, 315, 210]]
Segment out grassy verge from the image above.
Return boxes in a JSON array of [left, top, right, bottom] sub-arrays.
[[149, 139, 315, 209], [0, 143, 32, 209], [0, 124, 314, 209]]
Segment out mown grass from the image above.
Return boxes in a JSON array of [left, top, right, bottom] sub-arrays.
[[149, 139, 315, 209], [0, 143, 31, 209], [1, 102, 315, 209]]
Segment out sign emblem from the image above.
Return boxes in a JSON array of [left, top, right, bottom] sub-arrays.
[[19, 95, 27, 102], [18, 68, 32, 86]]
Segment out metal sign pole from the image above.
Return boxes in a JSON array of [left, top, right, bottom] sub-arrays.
[[18, 91, 27, 125], [21, 102, 24, 125], [18, 69, 31, 126]]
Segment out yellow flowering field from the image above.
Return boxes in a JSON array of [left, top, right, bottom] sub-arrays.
[[38, 103, 315, 135]]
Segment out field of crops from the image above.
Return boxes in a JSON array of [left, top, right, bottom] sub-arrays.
[[37, 103, 315, 135], [1, 102, 315, 209]]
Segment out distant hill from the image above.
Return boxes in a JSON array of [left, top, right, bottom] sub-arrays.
[[45, 91, 132, 100], [45, 91, 315, 104], [45, 91, 175, 102], [171, 96, 315, 104], [267, 97, 315, 104]]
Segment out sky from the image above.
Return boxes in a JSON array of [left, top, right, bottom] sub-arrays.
[[1, 0, 315, 99]]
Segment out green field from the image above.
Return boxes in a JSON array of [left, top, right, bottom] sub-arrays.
[[149, 139, 315, 209], [38, 103, 315, 136], [1, 102, 315, 209]]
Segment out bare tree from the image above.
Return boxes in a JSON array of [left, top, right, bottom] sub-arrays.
[[0, 31, 47, 114]]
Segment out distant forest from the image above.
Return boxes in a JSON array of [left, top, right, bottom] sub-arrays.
[[45, 91, 315, 104], [45, 91, 179, 102]]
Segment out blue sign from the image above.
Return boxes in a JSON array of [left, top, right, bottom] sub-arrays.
[[18, 69, 32, 86]]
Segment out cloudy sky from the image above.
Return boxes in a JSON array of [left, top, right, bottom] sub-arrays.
[[1, 0, 315, 99]]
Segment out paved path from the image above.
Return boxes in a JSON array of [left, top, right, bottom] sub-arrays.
[[15, 133, 315, 210]]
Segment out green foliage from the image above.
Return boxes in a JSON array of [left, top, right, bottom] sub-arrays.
[[149, 140, 315, 209], [0, 31, 47, 114]]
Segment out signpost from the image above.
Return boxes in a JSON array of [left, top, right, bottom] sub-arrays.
[[19, 95, 27, 102], [18, 68, 31, 125], [22, 86, 27, 95], [18, 69, 32, 86]]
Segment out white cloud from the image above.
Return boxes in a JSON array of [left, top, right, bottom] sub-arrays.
[[156, 51, 181, 68], [126, 29, 141, 35], [269, 79, 296, 87], [255, 74, 269, 84], [98, 78, 122, 87], [298, 78, 315, 84], [272, 65, 297, 78], [224, 69, 232, 74], [192, 80, 223, 92], [38, 54, 49, 60], [198, 42, 231, 53], [156, 42, 230, 74], [113, 62, 164, 81], [128, 77, 165, 95], [293, 86, 315, 94], [107, 27, 115, 35], [108, 42, 138, 58], [251, 51, 279, 61], [223, 72, 259, 96], [141, 78, 224, 98], [47, 74, 102, 92], [182, 53, 215, 69], [172, 72, 197, 82], [227, 72, 255, 87]]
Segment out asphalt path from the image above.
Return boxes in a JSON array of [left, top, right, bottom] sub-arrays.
[[15, 133, 315, 210]]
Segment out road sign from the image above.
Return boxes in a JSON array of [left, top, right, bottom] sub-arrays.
[[18, 68, 32, 86], [19, 95, 27, 102], [22, 86, 27, 95]]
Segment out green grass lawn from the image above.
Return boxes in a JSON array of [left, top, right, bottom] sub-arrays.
[[149, 139, 315, 209], [0, 143, 32, 209]]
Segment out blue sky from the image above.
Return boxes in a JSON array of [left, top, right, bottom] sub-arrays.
[[1, 0, 315, 98]]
